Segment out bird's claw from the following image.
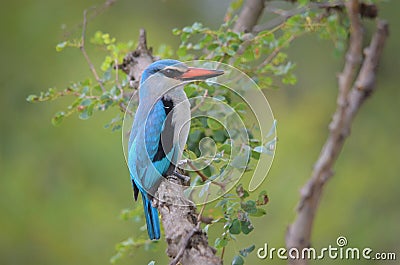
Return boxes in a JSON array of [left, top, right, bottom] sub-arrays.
[[172, 171, 190, 185]]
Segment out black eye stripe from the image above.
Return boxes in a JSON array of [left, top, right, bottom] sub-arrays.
[[161, 68, 183, 78]]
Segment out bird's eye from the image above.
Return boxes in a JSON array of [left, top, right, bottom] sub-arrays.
[[162, 68, 181, 78]]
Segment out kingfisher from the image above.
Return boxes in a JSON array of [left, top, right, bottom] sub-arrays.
[[128, 59, 223, 240]]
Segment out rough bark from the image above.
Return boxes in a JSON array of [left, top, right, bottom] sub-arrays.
[[120, 30, 221, 265], [233, 0, 267, 33], [157, 177, 222, 265], [285, 1, 389, 263], [119, 29, 156, 89]]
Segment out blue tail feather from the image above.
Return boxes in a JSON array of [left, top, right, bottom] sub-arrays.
[[141, 193, 160, 240]]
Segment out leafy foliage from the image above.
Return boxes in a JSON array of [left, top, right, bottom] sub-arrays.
[[26, 1, 352, 264], [110, 237, 157, 264], [172, 20, 298, 88], [26, 2, 348, 130], [213, 185, 268, 264], [27, 31, 134, 130]]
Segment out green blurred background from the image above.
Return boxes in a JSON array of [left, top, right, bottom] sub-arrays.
[[1, 1, 399, 264]]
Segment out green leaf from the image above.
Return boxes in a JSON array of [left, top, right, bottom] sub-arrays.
[[103, 67, 112, 81], [249, 208, 266, 217], [189, 129, 201, 142], [240, 220, 254, 234], [172, 28, 181, 35], [207, 118, 223, 130], [230, 43, 240, 52], [215, 237, 228, 248], [207, 43, 219, 51], [232, 255, 244, 265], [257, 190, 269, 206], [198, 100, 213, 111], [199, 34, 213, 47], [192, 22, 203, 31], [182, 26, 193, 33], [101, 56, 113, 72], [26, 94, 39, 102], [80, 98, 92, 107], [79, 103, 94, 120], [91, 31, 103, 45], [241, 200, 257, 214], [251, 150, 260, 159], [181, 32, 190, 43], [282, 73, 297, 85], [219, 143, 231, 155], [51, 111, 65, 126], [242, 46, 255, 62], [184, 149, 197, 160], [177, 46, 187, 57], [239, 245, 255, 257], [102, 33, 112, 44], [215, 198, 228, 208], [229, 219, 241, 234], [212, 130, 226, 143], [184, 84, 197, 97], [56, 41, 67, 52]]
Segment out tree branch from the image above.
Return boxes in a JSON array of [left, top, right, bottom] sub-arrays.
[[186, 160, 226, 191], [80, 9, 106, 92], [252, 1, 378, 34], [121, 30, 221, 265], [119, 29, 156, 90], [285, 2, 389, 262], [157, 177, 222, 265], [233, 0, 267, 33]]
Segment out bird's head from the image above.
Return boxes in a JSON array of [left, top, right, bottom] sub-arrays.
[[139, 59, 223, 100]]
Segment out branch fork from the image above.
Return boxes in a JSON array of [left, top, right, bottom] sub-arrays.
[[285, 1, 389, 264]]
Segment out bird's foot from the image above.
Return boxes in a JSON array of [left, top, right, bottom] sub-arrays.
[[171, 171, 190, 185]]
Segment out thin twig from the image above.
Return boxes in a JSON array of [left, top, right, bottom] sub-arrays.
[[259, 34, 296, 68], [80, 9, 106, 92], [197, 192, 210, 225], [114, 58, 123, 92], [190, 89, 208, 113], [253, 6, 307, 33], [221, 246, 226, 260], [63, 0, 117, 39], [199, 215, 214, 224], [187, 160, 226, 191], [253, 1, 377, 34], [229, 22, 284, 66]]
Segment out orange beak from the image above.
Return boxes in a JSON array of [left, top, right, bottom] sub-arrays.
[[179, 67, 224, 81]]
